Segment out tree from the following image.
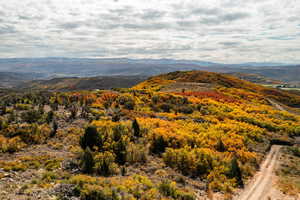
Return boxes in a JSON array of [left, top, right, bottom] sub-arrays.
[[50, 120, 58, 137], [216, 139, 226, 152], [151, 135, 167, 154], [229, 156, 244, 187], [132, 119, 140, 137], [46, 111, 54, 124], [80, 126, 101, 151], [114, 138, 127, 165]]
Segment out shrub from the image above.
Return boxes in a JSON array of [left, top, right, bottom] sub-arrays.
[[163, 147, 214, 177], [158, 180, 195, 199], [288, 147, 300, 157], [15, 103, 32, 110], [126, 143, 148, 164], [94, 151, 118, 176], [42, 171, 58, 182], [159, 103, 173, 113], [117, 95, 135, 110], [159, 180, 177, 198], [80, 147, 94, 174], [177, 105, 194, 114], [113, 137, 128, 165], [21, 110, 42, 123]]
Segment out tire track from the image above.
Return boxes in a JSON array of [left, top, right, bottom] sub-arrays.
[[237, 145, 281, 200]]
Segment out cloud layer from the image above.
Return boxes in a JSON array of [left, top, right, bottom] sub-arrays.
[[0, 0, 299, 63]]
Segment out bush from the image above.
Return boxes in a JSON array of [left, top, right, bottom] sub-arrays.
[[94, 152, 118, 176], [159, 181, 177, 198], [126, 143, 148, 164], [80, 147, 94, 174], [159, 103, 173, 113], [21, 110, 42, 123], [288, 147, 300, 157], [177, 105, 194, 114], [117, 95, 135, 110], [163, 147, 214, 177], [15, 103, 32, 111]]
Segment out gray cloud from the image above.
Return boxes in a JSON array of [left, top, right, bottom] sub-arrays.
[[0, 25, 17, 34], [0, 0, 299, 64], [140, 9, 166, 20], [58, 22, 83, 30], [220, 42, 241, 47]]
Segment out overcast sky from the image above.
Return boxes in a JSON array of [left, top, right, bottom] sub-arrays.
[[0, 0, 299, 63]]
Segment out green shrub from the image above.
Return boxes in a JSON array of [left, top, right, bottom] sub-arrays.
[[177, 105, 194, 114], [80, 147, 95, 174], [288, 147, 300, 157], [15, 103, 32, 110], [159, 103, 173, 113], [159, 180, 177, 198], [126, 143, 148, 164], [21, 110, 42, 123], [94, 151, 118, 176]]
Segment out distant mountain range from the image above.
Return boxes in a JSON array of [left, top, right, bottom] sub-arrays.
[[0, 58, 299, 85]]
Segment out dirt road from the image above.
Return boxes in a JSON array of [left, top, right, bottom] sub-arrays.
[[237, 145, 281, 200], [267, 99, 285, 112]]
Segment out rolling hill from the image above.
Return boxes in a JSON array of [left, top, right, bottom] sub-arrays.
[[134, 71, 300, 107], [20, 75, 147, 91]]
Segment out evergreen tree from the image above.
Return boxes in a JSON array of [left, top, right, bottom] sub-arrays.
[[50, 120, 58, 137], [132, 119, 140, 137], [216, 138, 226, 152], [80, 126, 101, 151], [230, 156, 244, 187], [46, 111, 54, 124]]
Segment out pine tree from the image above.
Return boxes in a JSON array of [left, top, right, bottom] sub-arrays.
[[50, 120, 58, 137], [216, 138, 226, 152], [46, 111, 54, 124], [132, 119, 140, 137], [230, 156, 244, 187], [80, 126, 100, 151]]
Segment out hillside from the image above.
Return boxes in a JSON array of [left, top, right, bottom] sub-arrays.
[[0, 72, 45, 88], [134, 71, 300, 107], [21, 76, 147, 91], [227, 73, 283, 84], [0, 70, 299, 200]]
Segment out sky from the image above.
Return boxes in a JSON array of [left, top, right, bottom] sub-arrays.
[[0, 0, 299, 63]]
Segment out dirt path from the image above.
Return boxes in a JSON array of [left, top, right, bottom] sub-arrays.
[[237, 145, 281, 200], [236, 99, 298, 200], [267, 99, 285, 111]]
